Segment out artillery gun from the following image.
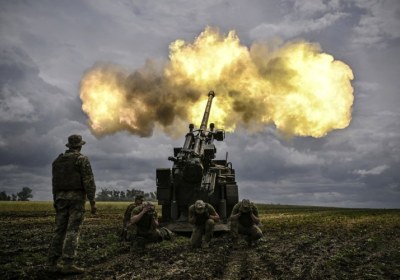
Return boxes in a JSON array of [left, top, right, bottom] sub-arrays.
[[156, 91, 239, 232]]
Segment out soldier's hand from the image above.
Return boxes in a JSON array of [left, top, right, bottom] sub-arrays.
[[120, 228, 127, 241], [90, 201, 97, 215], [144, 204, 154, 214], [141, 205, 149, 213]]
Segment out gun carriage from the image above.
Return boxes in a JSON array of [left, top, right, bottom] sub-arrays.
[[156, 91, 239, 232]]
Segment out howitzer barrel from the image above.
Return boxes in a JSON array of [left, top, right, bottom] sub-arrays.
[[199, 91, 215, 131], [193, 91, 215, 156]]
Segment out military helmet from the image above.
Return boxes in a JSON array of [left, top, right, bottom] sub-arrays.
[[194, 200, 206, 214], [66, 134, 86, 148], [143, 201, 155, 214], [143, 201, 155, 210], [240, 199, 252, 213]]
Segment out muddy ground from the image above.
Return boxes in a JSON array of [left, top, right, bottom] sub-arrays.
[[0, 203, 399, 279]]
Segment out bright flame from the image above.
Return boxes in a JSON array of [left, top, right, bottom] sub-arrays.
[[264, 42, 354, 137], [80, 26, 354, 138], [80, 65, 126, 135]]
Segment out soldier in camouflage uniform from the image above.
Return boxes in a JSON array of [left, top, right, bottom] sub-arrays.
[[230, 199, 263, 247], [121, 195, 144, 241], [128, 201, 164, 250], [189, 200, 220, 249], [48, 134, 97, 274]]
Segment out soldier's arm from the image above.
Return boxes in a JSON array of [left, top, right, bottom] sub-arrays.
[[229, 204, 241, 221], [151, 212, 159, 228], [78, 155, 97, 214], [130, 206, 148, 225], [250, 205, 260, 225], [207, 205, 220, 222], [78, 156, 97, 202], [123, 204, 134, 228], [188, 206, 196, 224]]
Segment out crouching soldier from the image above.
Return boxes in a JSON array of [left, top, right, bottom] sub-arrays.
[[121, 195, 144, 241], [189, 200, 220, 249], [230, 199, 263, 247], [128, 201, 171, 250]]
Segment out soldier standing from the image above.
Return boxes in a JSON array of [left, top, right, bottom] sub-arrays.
[[48, 134, 97, 274], [121, 195, 144, 241], [128, 201, 164, 250], [230, 199, 263, 247], [189, 200, 219, 249]]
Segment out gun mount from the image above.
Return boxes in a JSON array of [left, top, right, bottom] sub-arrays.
[[156, 91, 239, 232]]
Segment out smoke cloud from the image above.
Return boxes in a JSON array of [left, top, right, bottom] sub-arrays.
[[80, 27, 354, 138]]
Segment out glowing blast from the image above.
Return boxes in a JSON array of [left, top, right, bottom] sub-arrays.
[[80, 26, 354, 138], [258, 42, 354, 137], [80, 65, 153, 137]]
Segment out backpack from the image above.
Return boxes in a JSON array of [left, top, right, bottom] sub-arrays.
[[52, 153, 84, 193]]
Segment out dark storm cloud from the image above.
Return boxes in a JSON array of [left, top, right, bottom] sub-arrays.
[[0, 0, 399, 207], [225, 130, 323, 182], [0, 44, 86, 198], [0, 45, 172, 198]]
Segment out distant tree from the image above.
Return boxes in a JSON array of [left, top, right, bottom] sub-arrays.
[[11, 194, 17, 201], [96, 188, 112, 200], [120, 191, 126, 199], [112, 190, 120, 200], [17, 187, 33, 201], [0, 191, 11, 201], [96, 187, 151, 201]]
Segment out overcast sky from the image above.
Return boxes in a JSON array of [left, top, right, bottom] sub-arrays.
[[0, 0, 399, 208]]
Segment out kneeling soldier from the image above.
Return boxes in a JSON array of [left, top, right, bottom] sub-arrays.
[[230, 199, 263, 247], [189, 200, 220, 249], [121, 194, 144, 241], [128, 201, 165, 250]]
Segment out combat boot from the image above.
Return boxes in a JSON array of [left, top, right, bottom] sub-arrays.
[[132, 236, 146, 251], [47, 257, 59, 272], [246, 236, 259, 247], [245, 236, 253, 247], [58, 259, 85, 274], [231, 238, 239, 250]]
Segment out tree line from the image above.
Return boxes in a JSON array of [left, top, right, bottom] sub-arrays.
[[96, 187, 157, 201], [0, 187, 33, 201], [0, 187, 156, 202]]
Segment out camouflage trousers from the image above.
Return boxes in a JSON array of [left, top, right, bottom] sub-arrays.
[[48, 199, 85, 261], [230, 221, 263, 243], [131, 229, 163, 249], [191, 219, 215, 248]]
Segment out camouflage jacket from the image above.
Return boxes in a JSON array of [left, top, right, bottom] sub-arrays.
[[188, 203, 217, 226], [231, 202, 259, 227], [123, 202, 141, 228], [52, 149, 97, 202], [130, 205, 158, 233]]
